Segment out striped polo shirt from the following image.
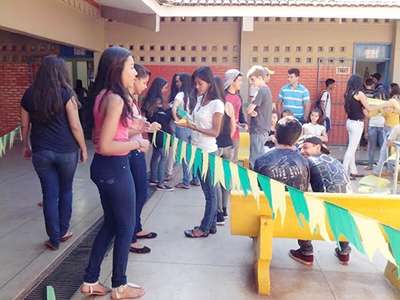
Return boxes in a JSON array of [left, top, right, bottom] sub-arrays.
[[278, 83, 310, 119]]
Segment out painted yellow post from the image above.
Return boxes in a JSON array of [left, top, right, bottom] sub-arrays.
[[254, 216, 274, 295]]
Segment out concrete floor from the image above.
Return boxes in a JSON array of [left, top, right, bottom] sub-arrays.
[[0, 143, 399, 299]]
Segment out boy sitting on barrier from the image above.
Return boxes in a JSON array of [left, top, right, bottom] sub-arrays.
[[254, 116, 310, 202], [296, 136, 352, 265]]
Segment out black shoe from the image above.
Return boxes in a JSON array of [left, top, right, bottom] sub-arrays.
[[216, 212, 225, 226], [223, 207, 228, 219], [190, 180, 201, 186], [130, 245, 151, 254], [209, 227, 217, 234]]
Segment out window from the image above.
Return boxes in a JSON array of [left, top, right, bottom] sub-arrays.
[[286, 17, 292, 22], [21, 45, 27, 51], [263, 57, 269, 63], [191, 17, 197, 22], [363, 18, 369, 23], [274, 46, 280, 52], [253, 46, 259, 52], [329, 47, 335, 52], [340, 46, 346, 52], [170, 17, 176, 22], [191, 57, 197, 63], [223, 45, 228, 52], [233, 17, 239, 22], [264, 17, 270, 22], [222, 57, 228, 63], [160, 57, 165, 62], [319, 18, 325, 22], [273, 57, 279, 63], [150, 57, 155, 62], [233, 45, 239, 52], [284, 57, 290, 63], [201, 57, 207, 62], [252, 57, 258, 63], [232, 56, 239, 63], [181, 46, 186, 51], [212, 17, 218, 22], [170, 57, 176, 62], [296, 46, 302, 52], [201, 17, 207, 22], [306, 57, 312, 63], [170, 45, 176, 51], [150, 45, 155, 51], [307, 46, 312, 52], [341, 18, 347, 23], [330, 18, 336, 22], [160, 17, 165, 22], [108, 44, 113, 48], [222, 17, 228, 22], [308, 18, 314, 22], [295, 57, 301, 63], [352, 18, 358, 23], [254, 17, 259, 22], [263, 46, 269, 52], [275, 17, 281, 22], [318, 46, 324, 52], [212, 57, 217, 63], [212, 45, 218, 51], [191, 46, 197, 51], [329, 59, 334, 63], [140, 56, 145, 62], [180, 57, 186, 62], [297, 17, 303, 22], [374, 19, 380, 23], [129, 45, 134, 50], [202, 46, 207, 51], [285, 46, 291, 52], [160, 45, 165, 51], [140, 45, 145, 51]]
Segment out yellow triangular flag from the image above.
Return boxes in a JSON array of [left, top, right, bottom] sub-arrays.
[[270, 179, 286, 226], [181, 141, 187, 164], [353, 213, 396, 264], [187, 144, 196, 170], [229, 161, 240, 191], [171, 137, 178, 164], [152, 130, 157, 146], [214, 156, 225, 188], [201, 151, 209, 179], [163, 134, 171, 156], [306, 195, 331, 241], [248, 170, 260, 209]]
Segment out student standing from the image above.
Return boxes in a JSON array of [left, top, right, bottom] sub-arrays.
[[246, 65, 274, 168], [80, 47, 145, 299], [181, 67, 224, 238], [278, 68, 311, 123], [316, 78, 335, 133], [21, 55, 87, 250]]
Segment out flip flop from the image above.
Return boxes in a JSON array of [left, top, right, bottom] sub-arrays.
[[136, 232, 157, 239], [60, 232, 73, 242]]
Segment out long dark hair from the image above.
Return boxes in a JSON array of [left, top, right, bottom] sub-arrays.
[[192, 66, 220, 104], [178, 73, 196, 113], [31, 55, 75, 123], [91, 47, 133, 125], [134, 64, 151, 80], [213, 76, 226, 103], [344, 74, 363, 115], [142, 77, 168, 114], [169, 73, 181, 103]]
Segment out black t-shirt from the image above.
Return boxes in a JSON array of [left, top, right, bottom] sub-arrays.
[[147, 107, 172, 149], [21, 86, 79, 153], [254, 148, 310, 191], [308, 154, 350, 193]]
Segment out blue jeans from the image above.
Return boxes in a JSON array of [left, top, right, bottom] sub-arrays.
[[32, 150, 79, 247], [198, 163, 218, 232], [129, 150, 148, 243], [368, 126, 385, 167], [175, 127, 198, 185], [84, 154, 135, 288], [374, 127, 391, 175], [150, 146, 167, 184], [250, 132, 269, 168]]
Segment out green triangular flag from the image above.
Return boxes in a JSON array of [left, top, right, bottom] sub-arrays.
[[237, 165, 251, 196], [383, 225, 400, 277], [222, 158, 232, 191], [208, 153, 216, 186], [175, 139, 183, 165], [325, 202, 365, 254], [186, 143, 192, 165], [152, 130, 157, 146], [257, 174, 273, 212], [288, 186, 310, 226], [192, 147, 203, 178], [176, 107, 189, 119], [9, 129, 16, 150]]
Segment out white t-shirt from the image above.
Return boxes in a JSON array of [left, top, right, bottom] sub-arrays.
[[192, 96, 225, 153], [303, 123, 326, 137], [320, 91, 331, 119], [174, 92, 190, 112], [369, 115, 385, 128]]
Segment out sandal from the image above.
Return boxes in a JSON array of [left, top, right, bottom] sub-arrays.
[[45, 240, 59, 251], [129, 245, 151, 254], [80, 281, 111, 296], [136, 232, 157, 239], [111, 283, 145, 299], [60, 232, 73, 242], [184, 228, 209, 238]]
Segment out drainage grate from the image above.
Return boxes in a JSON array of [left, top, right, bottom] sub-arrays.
[[25, 186, 156, 300]]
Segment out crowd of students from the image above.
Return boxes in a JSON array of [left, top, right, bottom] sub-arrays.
[[19, 46, 400, 299]]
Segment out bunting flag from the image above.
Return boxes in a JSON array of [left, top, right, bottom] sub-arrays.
[[0, 127, 21, 158], [152, 131, 157, 147], [158, 130, 400, 275]]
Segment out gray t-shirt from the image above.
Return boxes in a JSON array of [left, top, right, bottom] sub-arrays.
[[249, 85, 272, 134]]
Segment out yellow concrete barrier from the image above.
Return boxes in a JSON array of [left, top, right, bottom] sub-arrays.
[[230, 192, 400, 295], [238, 132, 250, 168]]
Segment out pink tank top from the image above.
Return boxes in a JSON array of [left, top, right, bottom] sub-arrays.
[[93, 90, 130, 156]]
